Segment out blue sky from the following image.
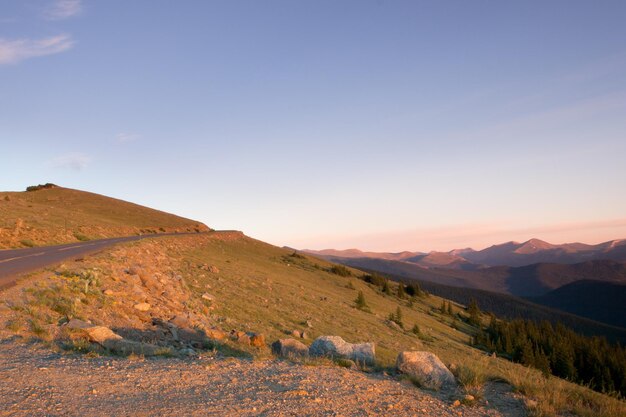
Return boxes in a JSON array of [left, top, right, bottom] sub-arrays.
[[2, 0, 626, 251]]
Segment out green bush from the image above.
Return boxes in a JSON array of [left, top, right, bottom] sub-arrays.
[[73, 232, 90, 241], [26, 183, 57, 192], [329, 265, 351, 277]]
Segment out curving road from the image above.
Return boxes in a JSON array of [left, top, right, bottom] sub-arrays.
[[0, 234, 188, 290]]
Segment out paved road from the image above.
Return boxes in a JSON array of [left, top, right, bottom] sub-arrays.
[[0, 234, 188, 290]]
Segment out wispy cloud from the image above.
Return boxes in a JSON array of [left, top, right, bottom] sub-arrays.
[[44, 0, 82, 20], [49, 153, 91, 171], [0, 34, 74, 65], [116, 132, 141, 143]]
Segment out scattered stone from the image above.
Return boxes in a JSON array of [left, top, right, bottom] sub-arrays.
[[133, 302, 151, 312], [249, 333, 265, 348], [396, 351, 457, 390], [452, 400, 461, 407], [305, 320, 313, 328], [271, 338, 309, 358], [201, 293, 215, 301], [179, 348, 196, 357], [65, 319, 159, 356], [309, 336, 375, 364], [385, 319, 403, 331], [525, 399, 538, 409], [205, 328, 227, 341], [464, 394, 475, 402], [168, 315, 190, 328], [178, 328, 208, 345], [283, 389, 308, 397], [291, 330, 302, 338], [66, 318, 92, 330], [231, 330, 250, 345], [103, 289, 114, 296], [105, 339, 159, 356]]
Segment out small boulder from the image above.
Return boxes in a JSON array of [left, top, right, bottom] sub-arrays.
[[66, 318, 92, 330], [133, 302, 151, 312], [205, 328, 227, 341], [309, 336, 375, 364], [85, 326, 123, 344], [396, 351, 457, 390], [385, 319, 403, 331], [352, 343, 376, 364], [201, 293, 215, 301], [230, 330, 250, 345], [66, 319, 122, 344], [65, 320, 158, 356], [272, 338, 309, 358], [168, 315, 190, 328]]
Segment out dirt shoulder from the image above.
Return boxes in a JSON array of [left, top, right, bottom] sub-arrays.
[[0, 336, 524, 417]]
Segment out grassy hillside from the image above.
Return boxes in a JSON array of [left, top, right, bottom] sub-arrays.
[[2, 233, 625, 416], [0, 185, 210, 248], [328, 258, 626, 343]]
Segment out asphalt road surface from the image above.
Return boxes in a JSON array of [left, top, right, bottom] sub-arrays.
[[0, 234, 184, 290]]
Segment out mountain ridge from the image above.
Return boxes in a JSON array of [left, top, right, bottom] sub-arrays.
[[305, 237, 626, 269]]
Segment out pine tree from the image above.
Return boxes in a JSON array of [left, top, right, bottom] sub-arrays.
[[382, 280, 391, 295], [389, 306, 404, 329], [447, 302, 453, 316], [355, 290, 368, 311], [397, 283, 406, 299], [395, 306, 404, 328], [412, 323, 421, 335], [440, 300, 446, 314], [406, 283, 422, 297], [467, 298, 481, 326]]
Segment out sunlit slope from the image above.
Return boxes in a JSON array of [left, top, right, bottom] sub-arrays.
[[179, 234, 626, 416], [0, 186, 209, 248], [3, 231, 625, 416]]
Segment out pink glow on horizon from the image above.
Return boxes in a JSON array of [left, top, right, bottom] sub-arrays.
[[289, 218, 626, 253]]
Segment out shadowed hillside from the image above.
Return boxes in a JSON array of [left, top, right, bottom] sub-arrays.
[[327, 256, 626, 297], [529, 280, 626, 329]]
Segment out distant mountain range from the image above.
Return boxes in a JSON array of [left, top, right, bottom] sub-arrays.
[[318, 256, 626, 297], [305, 238, 626, 269], [303, 238, 626, 329]]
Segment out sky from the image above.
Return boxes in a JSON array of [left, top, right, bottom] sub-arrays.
[[1, 0, 626, 252]]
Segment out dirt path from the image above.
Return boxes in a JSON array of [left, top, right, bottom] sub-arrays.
[[0, 336, 526, 417]]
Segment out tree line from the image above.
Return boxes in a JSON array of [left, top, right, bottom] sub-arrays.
[[474, 314, 626, 397]]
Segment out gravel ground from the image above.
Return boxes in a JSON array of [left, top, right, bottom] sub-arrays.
[[0, 336, 526, 417]]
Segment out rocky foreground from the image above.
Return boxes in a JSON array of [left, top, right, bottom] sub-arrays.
[[0, 337, 526, 417]]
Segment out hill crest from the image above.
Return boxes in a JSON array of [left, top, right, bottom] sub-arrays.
[[0, 185, 210, 249]]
